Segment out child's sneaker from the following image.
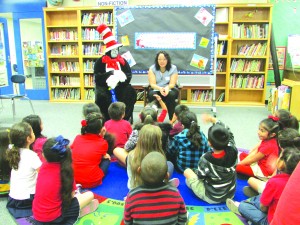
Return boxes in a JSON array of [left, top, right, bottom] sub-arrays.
[[169, 178, 180, 188], [226, 198, 241, 216], [243, 186, 258, 198], [79, 199, 99, 218]]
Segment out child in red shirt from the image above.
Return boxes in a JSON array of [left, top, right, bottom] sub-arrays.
[[236, 116, 280, 179], [33, 136, 98, 224], [104, 102, 132, 149], [227, 147, 300, 224], [71, 112, 114, 188]]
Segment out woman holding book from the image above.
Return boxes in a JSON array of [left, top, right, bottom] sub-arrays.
[[147, 51, 179, 120]]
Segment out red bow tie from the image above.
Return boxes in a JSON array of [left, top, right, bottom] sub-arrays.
[[102, 55, 125, 70]]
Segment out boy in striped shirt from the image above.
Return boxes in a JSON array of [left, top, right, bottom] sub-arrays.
[[124, 152, 187, 225]]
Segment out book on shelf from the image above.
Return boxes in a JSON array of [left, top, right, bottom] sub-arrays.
[[217, 92, 225, 102]]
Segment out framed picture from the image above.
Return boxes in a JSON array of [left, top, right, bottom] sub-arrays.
[[269, 46, 286, 70]]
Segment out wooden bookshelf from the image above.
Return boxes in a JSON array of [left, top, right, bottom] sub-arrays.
[[180, 4, 272, 106], [43, 7, 114, 101]]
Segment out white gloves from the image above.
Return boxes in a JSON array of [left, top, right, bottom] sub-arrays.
[[106, 70, 127, 89]]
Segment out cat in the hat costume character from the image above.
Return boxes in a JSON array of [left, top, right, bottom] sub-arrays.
[[94, 24, 136, 122]]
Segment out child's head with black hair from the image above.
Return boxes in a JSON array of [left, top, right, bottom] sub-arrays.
[[140, 151, 168, 187], [275, 109, 299, 131], [22, 114, 44, 139], [180, 111, 202, 150], [82, 103, 101, 117], [108, 101, 126, 121], [81, 112, 105, 135], [42, 136, 73, 212], [81, 112, 115, 155], [258, 116, 280, 141], [174, 104, 189, 120], [0, 129, 10, 181], [278, 128, 300, 150], [208, 123, 230, 150], [277, 147, 300, 175]]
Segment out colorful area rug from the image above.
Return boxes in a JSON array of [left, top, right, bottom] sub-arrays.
[[76, 197, 247, 225]]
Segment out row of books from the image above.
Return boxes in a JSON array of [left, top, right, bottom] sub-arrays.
[[269, 86, 291, 114], [51, 88, 80, 100], [232, 24, 269, 39], [237, 42, 267, 56], [49, 30, 78, 41], [230, 59, 262, 72], [85, 89, 95, 100], [217, 41, 227, 55], [50, 45, 78, 56], [51, 61, 79, 72], [83, 44, 105, 55], [82, 28, 101, 41], [81, 12, 113, 26], [217, 59, 225, 72], [84, 75, 95, 86], [52, 75, 80, 86], [230, 74, 264, 89], [83, 60, 96, 72], [191, 90, 213, 102]]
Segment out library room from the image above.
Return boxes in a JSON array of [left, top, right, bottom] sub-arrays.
[[0, 0, 299, 225]]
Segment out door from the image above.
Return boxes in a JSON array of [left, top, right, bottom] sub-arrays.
[[0, 17, 13, 94], [13, 11, 49, 99]]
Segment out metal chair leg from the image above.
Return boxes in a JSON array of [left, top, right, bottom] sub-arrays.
[[12, 98, 16, 121]]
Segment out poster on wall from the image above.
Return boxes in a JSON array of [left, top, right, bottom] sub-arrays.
[[288, 34, 300, 69], [268, 46, 286, 70], [22, 41, 44, 67]]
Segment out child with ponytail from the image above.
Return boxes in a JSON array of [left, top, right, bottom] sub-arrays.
[[71, 112, 114, 188], [33, 136, 98, 224], [6, 122, 42, 218], [236, 116, 280, 180], [167, 111, 211, 173]]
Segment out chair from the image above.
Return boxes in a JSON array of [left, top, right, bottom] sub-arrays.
[[0, 74, 35, 120], [143, 84, 182, 107]]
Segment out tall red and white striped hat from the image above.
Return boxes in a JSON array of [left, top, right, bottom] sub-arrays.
[[97, 24, 122, 53]]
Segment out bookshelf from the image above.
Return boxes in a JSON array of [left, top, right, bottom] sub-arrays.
[[43, 7, 114, 101], [179, 4, 272, 106]]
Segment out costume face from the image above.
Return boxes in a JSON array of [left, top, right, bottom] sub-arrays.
[[111, 48, 119, 58], [157, 53, 168, 68]]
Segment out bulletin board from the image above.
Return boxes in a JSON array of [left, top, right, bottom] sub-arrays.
[[115, 5, 216, 75]]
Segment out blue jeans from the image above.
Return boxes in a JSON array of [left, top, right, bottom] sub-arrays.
[[238, 194, 269, 225], [100, 158, 110, 175]]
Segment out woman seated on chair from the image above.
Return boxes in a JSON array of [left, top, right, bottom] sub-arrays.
[[147, 51, 179, 120]]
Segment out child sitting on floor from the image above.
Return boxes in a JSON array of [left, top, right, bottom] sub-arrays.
[[236, 116, 280, 180], [243, 128, 300, 197], [168, 111, 211, 173], [33, 136, 99, 224], [71, 112, 114, 188], [124, 151, 187, 225], [6, 122, 42, 218], [0, 128, 10, 194], [184, 114, 238, 204], [22, 114, 47, 162], [104, 102, 132, 148], [227, 147, 300, 225]]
